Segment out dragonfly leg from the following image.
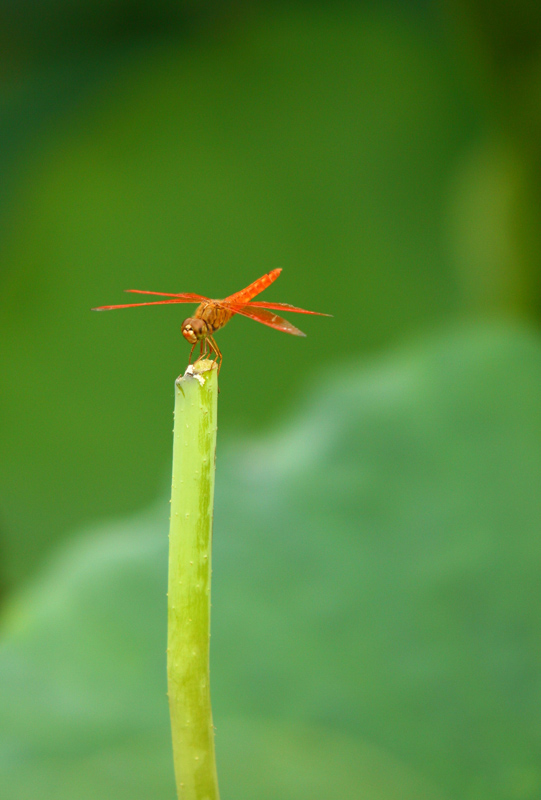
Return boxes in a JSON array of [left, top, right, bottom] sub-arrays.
[[207, 335, 223, 373], [188, 341, 197, 364], [194, 336, 210, 367]]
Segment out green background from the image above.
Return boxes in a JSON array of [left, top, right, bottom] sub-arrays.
[[2, 1, 541, 798]]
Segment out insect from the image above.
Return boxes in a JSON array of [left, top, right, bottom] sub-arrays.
[[93, 268, 330, 371]]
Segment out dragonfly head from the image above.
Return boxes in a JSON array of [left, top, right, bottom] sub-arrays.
[[181, 317, 208, 344]]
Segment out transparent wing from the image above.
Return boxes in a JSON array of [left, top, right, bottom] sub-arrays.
[[233, 305, 306, 336], [92, 298, 201, 311], [245, 301, 331, 316], [124, 290, 207, 301], [223, 268, 282, 306]]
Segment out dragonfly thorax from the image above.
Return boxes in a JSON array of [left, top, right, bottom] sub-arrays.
[[181, 317, 208, 343]]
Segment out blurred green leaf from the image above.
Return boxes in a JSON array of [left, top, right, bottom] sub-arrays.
[[2, 323, 541, 798]]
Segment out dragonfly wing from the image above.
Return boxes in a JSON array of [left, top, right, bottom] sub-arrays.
[[246, 301, 331, 316], [124, 290, 207, 301], [92, 299, 201, 311], [233, 305, 306, 336], [223, 268, 282, 306]]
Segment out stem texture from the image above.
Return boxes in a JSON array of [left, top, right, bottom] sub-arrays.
[[167, 360, 220, 800]]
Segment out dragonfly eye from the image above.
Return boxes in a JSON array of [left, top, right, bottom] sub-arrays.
[[182, 317, 207, 343]]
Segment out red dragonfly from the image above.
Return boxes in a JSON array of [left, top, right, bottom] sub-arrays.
[[93, 269, 330, 370]]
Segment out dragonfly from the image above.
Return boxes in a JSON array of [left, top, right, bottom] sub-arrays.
[[93, 268, 330, 371]]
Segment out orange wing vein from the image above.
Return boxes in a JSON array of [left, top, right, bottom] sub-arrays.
[[92, 298, 203, 311], [233, 305, 307, 336], [245, 301, 331, 316], [124, 290, 207, 300], [92, 291, 206, 311], [223, 268, 282, 307]]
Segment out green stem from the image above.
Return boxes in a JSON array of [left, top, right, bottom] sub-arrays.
[[167, 359, 220, 800]]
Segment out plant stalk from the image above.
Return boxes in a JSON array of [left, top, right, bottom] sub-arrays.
[[167, 360, 220, 800]]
